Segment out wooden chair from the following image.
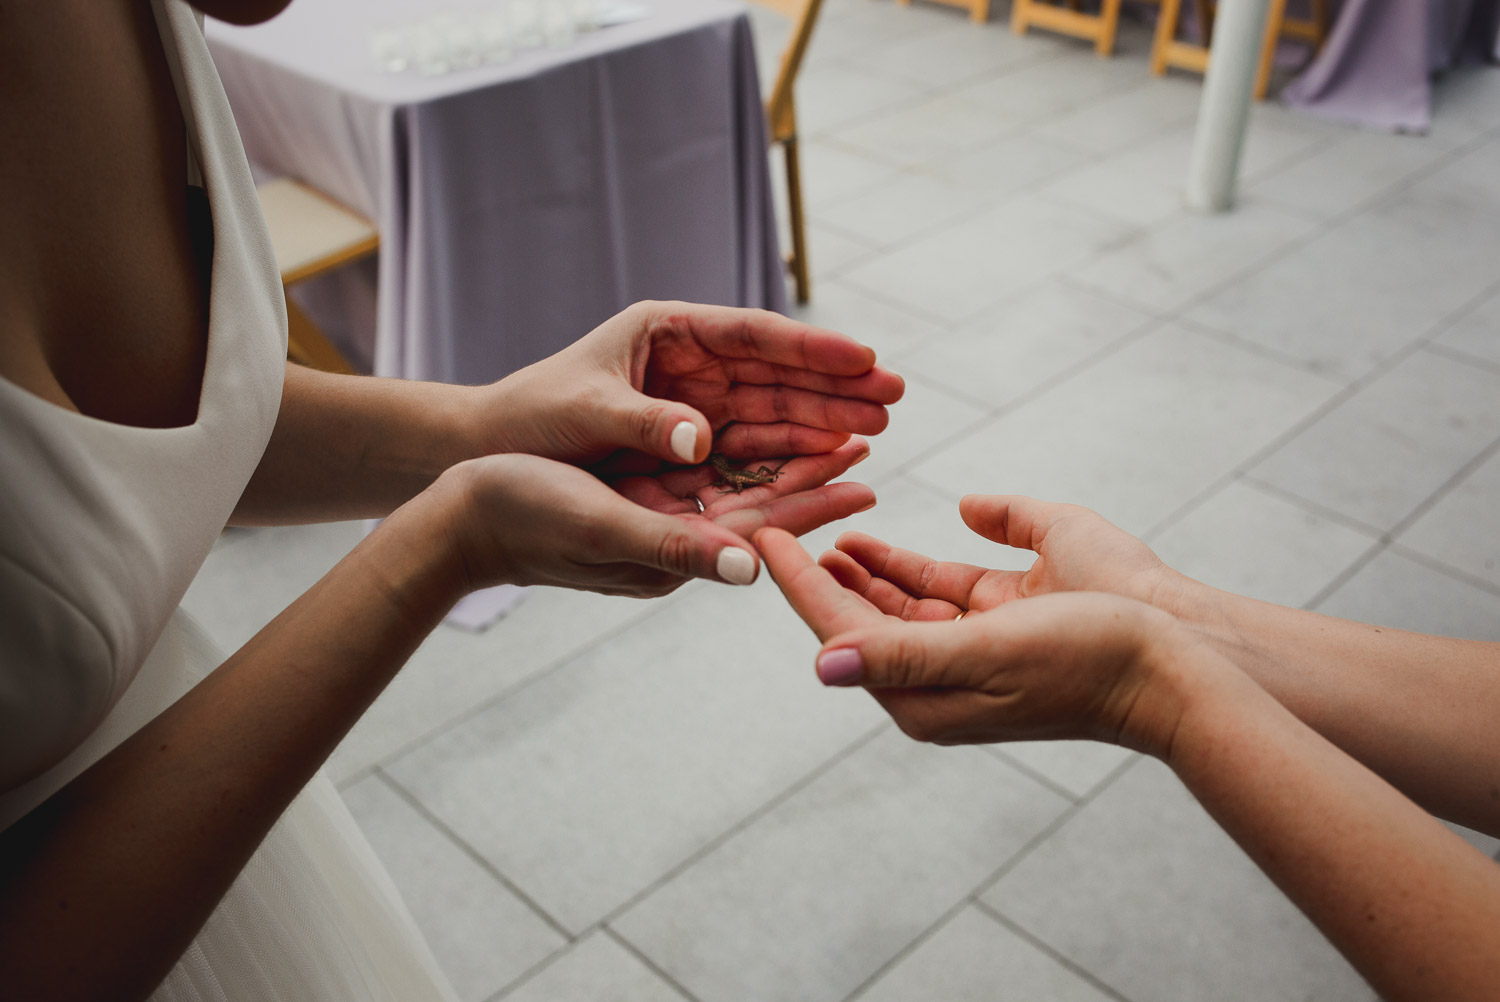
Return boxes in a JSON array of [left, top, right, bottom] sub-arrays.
[[1151, 0, 1331, 99], [254, 178, 380, 374], [1010, 0, 1125, 56], [897, 0, 991, 25], [750, 0, 825, 304]]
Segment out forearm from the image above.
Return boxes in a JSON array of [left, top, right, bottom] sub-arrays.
[[1159, 574, 1500, 834], [0, 491, 465, 1001], [1164, 654, 1500, 1001], [233, 362, 488, 524]]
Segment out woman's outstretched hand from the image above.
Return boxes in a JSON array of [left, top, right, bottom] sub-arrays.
[[472, 301, 905, 470], [754, 523, 1196, 757], [820, 494, 1181, 621]]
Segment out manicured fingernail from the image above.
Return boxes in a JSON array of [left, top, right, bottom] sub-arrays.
[[717, 547, 756, 586], [670, 421, 699, 463], [816, 648, 864, 687], [855, 497, 876, 514]]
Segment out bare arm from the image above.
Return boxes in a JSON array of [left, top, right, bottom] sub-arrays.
[[0, 489, 463, 1001], [759, 526, 1500, 1002], [830, 494, 1500, 838], [1160, 579, 1500, 835], [233, 302, 904, 526]]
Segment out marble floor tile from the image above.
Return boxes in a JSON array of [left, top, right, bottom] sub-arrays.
[[1032, 75, 1203, 156], [847, 371, 989, 483], [786, 276, 947, 359], [795, 65, 927, 138], [986, 741, 1135, 801], [802, 221, 881, 279], [863, 17, 1061, 91], [770, 140, 901, 218], [1431, 284, 1500, 369], [328, 587, 661, 784], [613, 730, 1070, 1002], [828, 92, 1024, 171], [501, 933, 688, 1002], [1148, 480, 1378, 609], [1070, 199, 1316, 314], [921, 129, 1092, 197], [385, 579, 886, 933], [1397, 447, 1500, 591], [949, 55, 1150, 131], [984, 758, 1370, 1002], [1038, 157, 1190, 228], [1314, 547, 1500, 641], [894, 280, 1155, 409], [840, 194, 1137, 324], [341, 775, 565, 1002], [1185, 191, 1500, 379], [856, 905, 1117, 1002], [814, 170, 994, 248], [1248, 125, 1469, 221], [1249, 349, 1500, 533], [910, 323, 1339, 536]]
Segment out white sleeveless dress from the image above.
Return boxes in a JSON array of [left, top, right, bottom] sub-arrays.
[[0, 3, 457, 998]]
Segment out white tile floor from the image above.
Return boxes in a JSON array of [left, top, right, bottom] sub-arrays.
[[184, 2, 1500, 998]]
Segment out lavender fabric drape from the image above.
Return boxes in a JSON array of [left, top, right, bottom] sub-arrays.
[[207, 0, 786, 384], [1281, 0, 1500, 133]]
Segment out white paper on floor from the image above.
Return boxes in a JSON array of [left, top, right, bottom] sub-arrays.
[[445, 584, 529, 631]]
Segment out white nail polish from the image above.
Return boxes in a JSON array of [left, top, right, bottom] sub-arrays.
[[670, 421, 699, 464], [717, 547, 756, 586]]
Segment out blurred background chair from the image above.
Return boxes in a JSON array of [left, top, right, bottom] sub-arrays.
[[753, 0, 826, 304], [255, 178, 379, 375], [899, 0, 992, 24], [1010, 0, 1125, 55], [1152, 0, 1331, 98]]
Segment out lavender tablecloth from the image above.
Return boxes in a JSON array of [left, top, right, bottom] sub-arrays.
[[1281, 0, 1500, 133], [208, 0, 786, 383]]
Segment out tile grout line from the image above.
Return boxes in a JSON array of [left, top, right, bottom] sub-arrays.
[[372, 768, 575, 942], [341, 585, 699, 789], [973, 900, 1138, 1002], [976, 745, 1086, 805], [840, 753, 1145, 1002], [600, 926, 705, 1002]]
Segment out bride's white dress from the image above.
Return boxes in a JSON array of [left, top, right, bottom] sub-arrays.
[[0, 3, 457, 998]]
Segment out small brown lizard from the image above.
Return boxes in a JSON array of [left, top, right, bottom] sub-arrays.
[[709, 453, 784, 494]]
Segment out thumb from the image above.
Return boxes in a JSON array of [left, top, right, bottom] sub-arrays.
[[814, 620, 984, 689], [605, 495, 761, 585], [606, 386, 712, 465]]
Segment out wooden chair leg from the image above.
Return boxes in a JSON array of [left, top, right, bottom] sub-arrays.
[[284, 293, 355, 374], [1309, 0, 1330, 45], [1096, 0, 1123, 55], [1151, 0, 1183, 75], [1255, 0, 1290, 99], [970, 0, 990, 23], [1191, 0, 1213, 43], [782, 135, 811, 305], [1010, 0, 1031, 36]]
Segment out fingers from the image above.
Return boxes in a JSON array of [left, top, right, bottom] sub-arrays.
[[831, 532, 990, 609], [724, 358, 905, 405], [603, 494, 761, 586], [606, 388, 714, 465], [959, 494, 1086, 552], [723, 384, 890, 435], [711, 423, 851, 460], [714, 481, 875, 539], [818, 550, 966, 622], [755, 527, 885, 642], [653, 303, 881, 376], [813, 619, 993, 691], [698, 438, 869, 510]]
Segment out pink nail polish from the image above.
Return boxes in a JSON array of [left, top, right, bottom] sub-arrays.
[[816, 648, 864, 687]]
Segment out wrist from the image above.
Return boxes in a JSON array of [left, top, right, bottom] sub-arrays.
[[354, 471, 478, 626], [1111, 609, 1246, 761]]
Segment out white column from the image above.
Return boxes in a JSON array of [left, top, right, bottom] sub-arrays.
[[1185, 0, 1270, 213]]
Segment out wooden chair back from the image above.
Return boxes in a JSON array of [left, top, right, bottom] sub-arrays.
[[748, 0, 825, 141]]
